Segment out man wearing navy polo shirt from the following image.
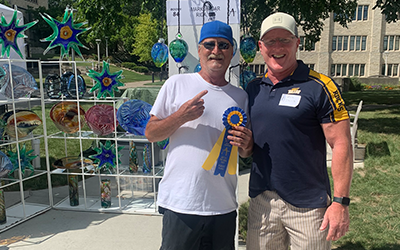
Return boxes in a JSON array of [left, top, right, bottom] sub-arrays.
[[245, 12, 353, 249]]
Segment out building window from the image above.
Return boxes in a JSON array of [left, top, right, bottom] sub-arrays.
[[332, 64, 365, 76], [249, 64, 266, 76], [384, 35, 400, 51], [300, 36, 315, 51], [382, 64, 400, 76], [353, 5, 369, 21], [343, 36, 348, 50], [332, 36, 337, 51], [333, 36, 366, 51], [350, 36, 355, 50]]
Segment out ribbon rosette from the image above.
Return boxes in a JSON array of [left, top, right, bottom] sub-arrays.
[[202, 107, 247, 177]]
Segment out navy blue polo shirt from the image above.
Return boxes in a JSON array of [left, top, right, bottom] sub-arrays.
[[246, 60, 349, 208]]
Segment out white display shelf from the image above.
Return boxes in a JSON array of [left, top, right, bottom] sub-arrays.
[[0, 58, 52, 232], [53, 196, 156, 214]]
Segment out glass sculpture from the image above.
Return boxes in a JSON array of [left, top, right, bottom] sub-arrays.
[[232, 38, 238, 57], [40, 7, 89, 59], [151, 38, 168, 68], [50, 101, 86, 133], [117, 99, 152, 136], [61, 72, 86, 99], [52, 156, 93, 171], [44, 74, 62, 99], [85, 104, 118, 136], [169, 34, 188, 63], [157, 138, 169, 150], [0, 150, 13, 178], [0, 64, 38, 99], [89, 140, 124, 173], [7, 144, 37, 177], [100, 179, 111, 208], [87, 61, 124, 98], [2, 110, 42, 138], [0, 10, 38, 58], [194, 62, 201, 73], [142, 144, 151, 173], [240, 35, 257, 63], [240, 70, 257, 90], [0, 189, 6, 224], [129, 141, 138, 173], [68, 174, 79, 206]]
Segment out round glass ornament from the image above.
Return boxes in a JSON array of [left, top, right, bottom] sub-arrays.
[[151, 38, 168, 67]]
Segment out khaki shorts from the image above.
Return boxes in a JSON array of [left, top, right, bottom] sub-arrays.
[[246, 190, 331, 250]]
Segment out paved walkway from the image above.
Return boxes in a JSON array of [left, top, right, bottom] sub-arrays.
[[0, 171, 250, 250]]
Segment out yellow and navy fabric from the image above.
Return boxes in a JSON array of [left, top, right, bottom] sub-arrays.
[[246, 60, 349, 208]]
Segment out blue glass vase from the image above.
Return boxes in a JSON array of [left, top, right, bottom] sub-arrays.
[[240, 70, 257, 90], [240, 36, 257, 63], [151, 38, 168, 68], [169, 34, 188, 63]]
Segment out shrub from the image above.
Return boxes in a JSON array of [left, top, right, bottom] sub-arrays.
[[239, 200, 250, 241], [349, 77, 364, 91], [121, 62, 137, 70], [133, 65, 149, 73]]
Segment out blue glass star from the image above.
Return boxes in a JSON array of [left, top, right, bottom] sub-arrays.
[[0, 10, 38, 58], [89, 140, 124, 173], [87, 61, 124, 98], [40, 7, 89, 59]]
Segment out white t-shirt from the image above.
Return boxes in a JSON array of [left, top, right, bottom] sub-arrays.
[[150, 73, 248, 215]]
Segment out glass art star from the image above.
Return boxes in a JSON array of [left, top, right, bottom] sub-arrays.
[[40, 7, 89, 59], [87, 61, 124, 98], [89, 140, 124, 173], [7, 144, 37, 177], [0, 10, 38, 58]]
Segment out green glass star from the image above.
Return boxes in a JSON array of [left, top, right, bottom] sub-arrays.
[[0, 10, 38, 58], [7, 144, 37, 177], [89, 140, 124, 173], [40, 7, 90, 59], [87, 61, 124, 98]]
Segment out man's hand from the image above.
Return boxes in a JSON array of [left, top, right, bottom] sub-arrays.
[[177, 90, 208, 123], [227, 126, 253, 158], [320, 202, 350, 241]]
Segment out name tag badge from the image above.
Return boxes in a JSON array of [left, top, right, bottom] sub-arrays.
[[279, 94, 301, 107]]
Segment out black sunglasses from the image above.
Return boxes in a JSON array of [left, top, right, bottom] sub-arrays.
[[201, 41, 230, 50]]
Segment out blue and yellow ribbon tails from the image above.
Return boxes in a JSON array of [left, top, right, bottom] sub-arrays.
[[202, 107, 247, 177]]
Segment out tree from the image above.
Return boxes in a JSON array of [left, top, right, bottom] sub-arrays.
[[373, 0, 400, 23], [241, 0, 357, 50], [131, 12, 158, 64]]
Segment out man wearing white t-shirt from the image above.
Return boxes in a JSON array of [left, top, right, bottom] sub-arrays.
[[145, 21, 253, 250]]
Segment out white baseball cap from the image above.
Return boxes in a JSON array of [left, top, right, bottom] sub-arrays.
[[260, 12, 298, 39]]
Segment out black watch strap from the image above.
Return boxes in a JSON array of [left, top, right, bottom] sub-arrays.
[[333, 196, 350, 206]]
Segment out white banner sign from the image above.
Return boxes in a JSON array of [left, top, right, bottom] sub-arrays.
[[166, 0, 240, 26]]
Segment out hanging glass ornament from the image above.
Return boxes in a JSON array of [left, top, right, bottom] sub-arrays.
[[169, 33, 188, 63], [194, 62, 201, 73], [240, 35, 257, 63], [232, 38, 238, 57], [240, 70, 257, 90], [151, 38, 168, 68]]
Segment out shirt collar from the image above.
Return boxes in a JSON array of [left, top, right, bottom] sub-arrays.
[[261, 60, 309, 85]]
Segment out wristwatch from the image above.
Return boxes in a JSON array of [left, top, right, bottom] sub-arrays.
[[333, 196, 350, 206]]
